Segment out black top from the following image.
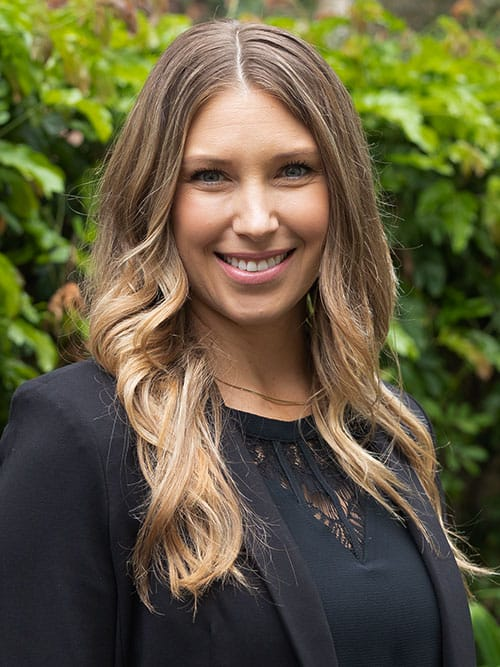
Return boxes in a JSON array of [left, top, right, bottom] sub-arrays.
[[230, 407, 442, 667], [0, 361, 476, 666]]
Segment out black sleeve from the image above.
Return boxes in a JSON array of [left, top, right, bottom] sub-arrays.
[[0, 380, 117, 666]]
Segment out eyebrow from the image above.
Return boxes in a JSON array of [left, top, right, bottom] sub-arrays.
[[181, 148, 321, 167]]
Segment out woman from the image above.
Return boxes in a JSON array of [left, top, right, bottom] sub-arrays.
[[0, 20, 476, 666]]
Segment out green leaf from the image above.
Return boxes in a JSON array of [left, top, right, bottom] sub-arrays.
[[24, 217, 71, 259], [448, 140, 493, 178], [477, 588, 500, 603], [386, 320, 419, 359], [412, 251, 448, 298], [470, 602, 500, 667], [0, 201, 23, 234], [0, 140, 64, 197], [75, 99, 113, 142], [19, 292, 41, 324], [416, 180, 478, 253], [42, 88, 113, 142], [0, 253, 22, 318], [483, 175, 500, 243], [389, 151, 453, 176], [7, 319, 58, 373], [0, 166, 39, 218], [43, 244, 72, 264], [354, 90, 438, 152], [0, 356, 39, 389], [42, 88, 83, 107], [437, 328, 495, 380], [467, 331, 500, 372], [436, 295, 493, 327]]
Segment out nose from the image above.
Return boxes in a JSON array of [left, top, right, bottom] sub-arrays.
[[231, 183, 279, 239]]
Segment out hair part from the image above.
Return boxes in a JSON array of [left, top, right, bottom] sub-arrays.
[[87, 20, 477, 608]]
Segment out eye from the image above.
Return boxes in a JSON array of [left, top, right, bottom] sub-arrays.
[[191, 169, 226, 184], [281, 162, 311, 179]]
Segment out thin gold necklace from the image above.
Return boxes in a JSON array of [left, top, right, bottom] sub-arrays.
[[215, 377, 309, 407]]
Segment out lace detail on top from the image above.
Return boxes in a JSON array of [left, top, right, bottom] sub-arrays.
[[233, 410, 366, 561]]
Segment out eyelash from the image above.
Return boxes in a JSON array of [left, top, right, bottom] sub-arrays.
[[190, 168, 225, 183], [189, 161, 313, 183], [281, 161, 312, 178]]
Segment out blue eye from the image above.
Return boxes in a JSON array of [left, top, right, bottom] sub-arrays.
[[192, 169, 225, 183], [282, 163, 309, 178]]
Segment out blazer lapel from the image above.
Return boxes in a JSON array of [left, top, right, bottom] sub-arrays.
[[371, 432, 476, 667], [403, 468, 475, 667], [223, 422, 339, 667]]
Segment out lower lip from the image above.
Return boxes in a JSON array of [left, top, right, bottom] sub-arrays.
[[215, 253, 293, 285]]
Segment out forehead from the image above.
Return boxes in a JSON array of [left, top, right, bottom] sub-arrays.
[[182, 87, 318, 157]]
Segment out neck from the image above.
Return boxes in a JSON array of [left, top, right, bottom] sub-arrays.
[[188, 308, 313, 420]]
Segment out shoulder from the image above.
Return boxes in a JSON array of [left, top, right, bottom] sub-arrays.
[[0, 359, 141, 553], [7, 358, 120, 427], [1, 359, 129, 469], [12, 358, 117, 411], [382, 382, 436, 443]]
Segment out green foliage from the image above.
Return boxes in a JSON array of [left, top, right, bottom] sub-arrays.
[[471, 600, 500, 667], [0, 0, 498, 642], [0, 0, 189, 422]]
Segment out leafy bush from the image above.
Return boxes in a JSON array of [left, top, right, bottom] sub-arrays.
[[0, 0, 189, 422], [0, 0, 498, 650]]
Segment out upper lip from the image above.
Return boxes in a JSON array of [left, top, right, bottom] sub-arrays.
[[215, 249, 293, 260]]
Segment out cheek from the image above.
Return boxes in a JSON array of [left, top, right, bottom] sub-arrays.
[[291, 188, 329, 244], [315, 190, 330, 237], [173, 192, 225, 256], [172, 201, 202, 261]]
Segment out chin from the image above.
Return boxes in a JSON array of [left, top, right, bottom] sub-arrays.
[[227, 304, 305, 329]]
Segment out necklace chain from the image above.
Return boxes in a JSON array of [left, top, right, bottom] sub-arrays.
[[215, 377, 309, 407]]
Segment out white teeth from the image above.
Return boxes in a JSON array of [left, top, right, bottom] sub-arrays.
[[222, 253, 288, 272]]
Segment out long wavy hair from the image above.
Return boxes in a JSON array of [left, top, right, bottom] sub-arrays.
[[88, 20, 475, 608]]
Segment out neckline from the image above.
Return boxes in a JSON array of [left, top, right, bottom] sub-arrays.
[[225, 406, 317, 442]]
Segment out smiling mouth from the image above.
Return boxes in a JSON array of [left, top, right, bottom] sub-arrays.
[[217, 251, 293, 273]]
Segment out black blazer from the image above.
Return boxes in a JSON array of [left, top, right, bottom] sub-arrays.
[[0, 360, 475, 666]]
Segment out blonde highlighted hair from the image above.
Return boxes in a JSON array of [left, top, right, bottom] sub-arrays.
[[88, 20, 476, 608]]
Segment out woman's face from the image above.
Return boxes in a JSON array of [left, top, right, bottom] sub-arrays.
[[172, 87, 329, 332]]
